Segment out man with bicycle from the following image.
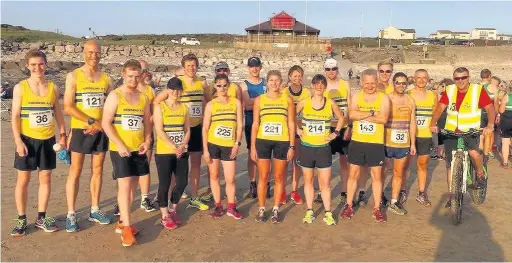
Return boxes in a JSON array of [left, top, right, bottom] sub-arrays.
[[430, 67, 495, 206]]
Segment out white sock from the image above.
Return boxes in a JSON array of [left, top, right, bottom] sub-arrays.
[[91, 207, 99, 213], [273, 206, 279, 211], [67, 211, 75, 217], [141, 194, 149, 200], [391, 199, 398, 204]]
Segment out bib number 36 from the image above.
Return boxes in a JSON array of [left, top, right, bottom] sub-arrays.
[[29, 111, 52, 128]]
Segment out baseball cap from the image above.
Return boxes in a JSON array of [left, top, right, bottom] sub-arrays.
[[247, 57, 262, 67], [324, 58, 338, 68], [167, 77, 183, 90], [214, 61, 230, 71]]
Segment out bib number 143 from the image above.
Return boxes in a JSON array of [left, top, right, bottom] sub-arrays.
[[358, 121, 375, 135]]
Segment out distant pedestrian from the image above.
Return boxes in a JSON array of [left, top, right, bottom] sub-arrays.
[[348, 68, 353, 80]]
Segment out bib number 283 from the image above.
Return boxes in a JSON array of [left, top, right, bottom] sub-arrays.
[[263, 122, 282, 136], [166, 131, 184, 144]]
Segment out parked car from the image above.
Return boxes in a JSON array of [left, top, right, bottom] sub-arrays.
[[411, 40, 430, 46], [171, 39, 179, 44], [451, 40, 472, 46], [181, 37, 200, 46], [429, 39, 443, 45]]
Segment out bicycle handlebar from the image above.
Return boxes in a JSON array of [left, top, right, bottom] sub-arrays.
[[439, 128, 482, 137]]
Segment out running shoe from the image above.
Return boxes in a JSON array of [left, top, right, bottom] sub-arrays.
[[357, 191, 367, 207], [210, 205, 224, 219], [66, 213, 80, 232], [113, 204, 120, 216], [161, 216, 177, 230], [188, 197, 209, 211], [372, 208, 387, 223], [398, 190, 408, 205], [181, 191, 189, 199], [115, 222, 140, 235], [280, 191, 287, 205], [168, 210, 182, 225], [11, 218, 27, 237], [340, 205, 354, 220], [35, 216, 58, 232], [89, 209, 112, 224], [255, 208, 266, 223], [140, 197, 157, 212], [200, 188, 213, 202], [302, 210, 315, 224], [314, 192, 323, 203], [227, 206, 243, 220], [270, 208, 282, 224], [249, 182, 257, 199], [487, 152, 495, 159], [290, 191, 304, 205], [475, 175, 487, 189], [388, 202, 407, 216], [323, 212, 336, 226], [121, 226, 136, 247], [416, 192, 432, 207], [339, 192, 347, 207]]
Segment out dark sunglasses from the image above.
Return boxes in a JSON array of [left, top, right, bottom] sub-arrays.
[[454, 76, 469, 81], [394, 81, 408, 86], [141, 69, 149, 73], [379, 70, 392, 74], [325, 67, 338, 71], [216, 68, 229, 73], [215, 84, 229, 88]]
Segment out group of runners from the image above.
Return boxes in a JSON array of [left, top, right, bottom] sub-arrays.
[[10, 40, 511, 247]]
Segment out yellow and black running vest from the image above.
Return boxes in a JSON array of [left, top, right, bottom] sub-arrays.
[[71, 69, 109, 129], [109, 89, 147, 152], [301, 97, 332, 147], [19, 80, 56, 140], [208, 98, 238, 147], [256, 93, 290, 142], [156, 102, 187, 154]]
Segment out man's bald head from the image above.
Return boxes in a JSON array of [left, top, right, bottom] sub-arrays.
[[139, 60, 149, 70], [83, 40, 101, 66], [84, 40, 100, 51]]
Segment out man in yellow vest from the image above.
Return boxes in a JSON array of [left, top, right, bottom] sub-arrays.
[[377, 61, 394, 94], [431, 67, 495, 198], [64, 40, 114, 232]]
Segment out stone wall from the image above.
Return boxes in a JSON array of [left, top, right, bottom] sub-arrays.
[[0, 41, 328, 79]]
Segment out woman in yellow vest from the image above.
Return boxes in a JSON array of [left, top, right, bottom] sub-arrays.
[[251, 70, 296, 224], [280, 65, 310, 205], [207, 61, 241, 101], [102, 60, 152, 247], [153, 77, 190, 230], [295, 74, 344, 226], [11, 50, 67, 236], [384, 72, 417, 216], [202, 74, 243, 220]]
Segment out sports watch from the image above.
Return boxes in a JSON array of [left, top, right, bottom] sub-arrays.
[[87, 117, 96, 125]]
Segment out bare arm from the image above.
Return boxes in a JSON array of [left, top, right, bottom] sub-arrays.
[[498, 94, 508, 114], [202, 80, 208, 113], [366, 94, 390, 124], [235, 99, 243, 143], [235, 83, 242, 101], [250, 97, 261, 149], [204, 83, 213, 103], [183, 108, 191, 146], [348, 92, 371, 121], [101, 92, 126, 150], [331, 98, 345, 131], [142, 97, 152, 146], [52, 84, 67, 146], [295, 100, 305, 133], [153, 89, 169, 105], [11, 84, 23, 144], [287, 96, 296, 147], [430, 102, 448, 129], [202, 102, 213, 151], [63, 72, 92, 122], [105, 75, 114, 95], [408, 97, 417, 143], [241, 82, 256, 110], [484, 103, 496, 128]]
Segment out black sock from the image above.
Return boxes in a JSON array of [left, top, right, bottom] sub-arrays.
[[37, 212, 46, 219], [18, 215, 27, 220], [341, 192, 347, 196], [419, 191, 424, 195], [250, 181, 257, 186]]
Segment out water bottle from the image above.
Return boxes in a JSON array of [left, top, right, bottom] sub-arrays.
[[53, 144, 71, 165]]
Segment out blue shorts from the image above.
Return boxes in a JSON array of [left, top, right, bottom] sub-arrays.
[[385, 147, 410, 159]]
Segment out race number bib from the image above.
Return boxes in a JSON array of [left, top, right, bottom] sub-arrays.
[[416, 116, 428, 128], [214, 126, 233, 139], [262, 122, 283, 136], [82, 93, 104, 109], [305, 121, 325, 135], [358, 121, 376, 135], [29, 110, 52, 128], [166, 131, 184, 144], [189, 104, 202, 117], [121, 115, 143, 131], [391, 129, 408, 144]]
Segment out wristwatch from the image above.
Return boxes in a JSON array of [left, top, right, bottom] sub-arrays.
[[236, 141, 242, 146], [333, 129, 340, 136], [289, 145, 296, 150], [369, 110, 375, 117], [87, 117, 96, 125]]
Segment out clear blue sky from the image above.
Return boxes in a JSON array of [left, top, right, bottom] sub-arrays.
[[2, 1, 511, 38]]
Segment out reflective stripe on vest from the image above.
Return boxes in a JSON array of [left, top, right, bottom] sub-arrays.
[[445, 83, 482, 132]]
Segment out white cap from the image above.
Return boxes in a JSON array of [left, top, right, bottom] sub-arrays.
[[324, 58, 338, 68]]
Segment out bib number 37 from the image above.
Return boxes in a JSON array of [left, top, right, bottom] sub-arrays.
[[121, 115, 143, 131]]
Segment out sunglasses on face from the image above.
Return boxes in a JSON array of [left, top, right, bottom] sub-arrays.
[[379, 70, 392, 74], [394, 81, 408, 86], [325, 67, 338, 71], [216, 84, 229, 88], [216, 68, 229, 73], [454, 76, 469, 81]]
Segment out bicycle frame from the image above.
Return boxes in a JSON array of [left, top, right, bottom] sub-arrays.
[[449, 137, 470, 194]]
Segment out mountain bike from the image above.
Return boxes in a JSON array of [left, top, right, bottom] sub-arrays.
[[440, 129, 488, 225]]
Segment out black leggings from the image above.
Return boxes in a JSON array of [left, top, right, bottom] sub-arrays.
[[155, 153, 189, 207]]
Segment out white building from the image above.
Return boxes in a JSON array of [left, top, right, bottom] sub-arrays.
[[378, 26, 416, 40], [497, 34, 512, 41], [470, 28, 497, 40], [429, 30, 470, 40]]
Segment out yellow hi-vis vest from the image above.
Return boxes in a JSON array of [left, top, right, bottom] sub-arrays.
[[445, 83, 482, 132]]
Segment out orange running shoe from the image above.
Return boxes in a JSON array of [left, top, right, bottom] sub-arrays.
[[115, 222, 139, 236], [121, 226, 136, 247]]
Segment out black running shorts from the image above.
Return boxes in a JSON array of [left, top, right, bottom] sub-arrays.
[[415, 137, 433, 156], [188, 125, 203, 152], [347, 141, 385, 167], [207, 143, 235, 161], [69, 129, 108, 154], [14, 135, 56, 171], [297, 144, 332, 169], [111, 151, 150, 179], [329, 127, 350, 155], [255, 138, 290, 160]]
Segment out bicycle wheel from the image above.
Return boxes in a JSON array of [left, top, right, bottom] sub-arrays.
[[470, 161, 487, 205], [451, 152, 464, 225]]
